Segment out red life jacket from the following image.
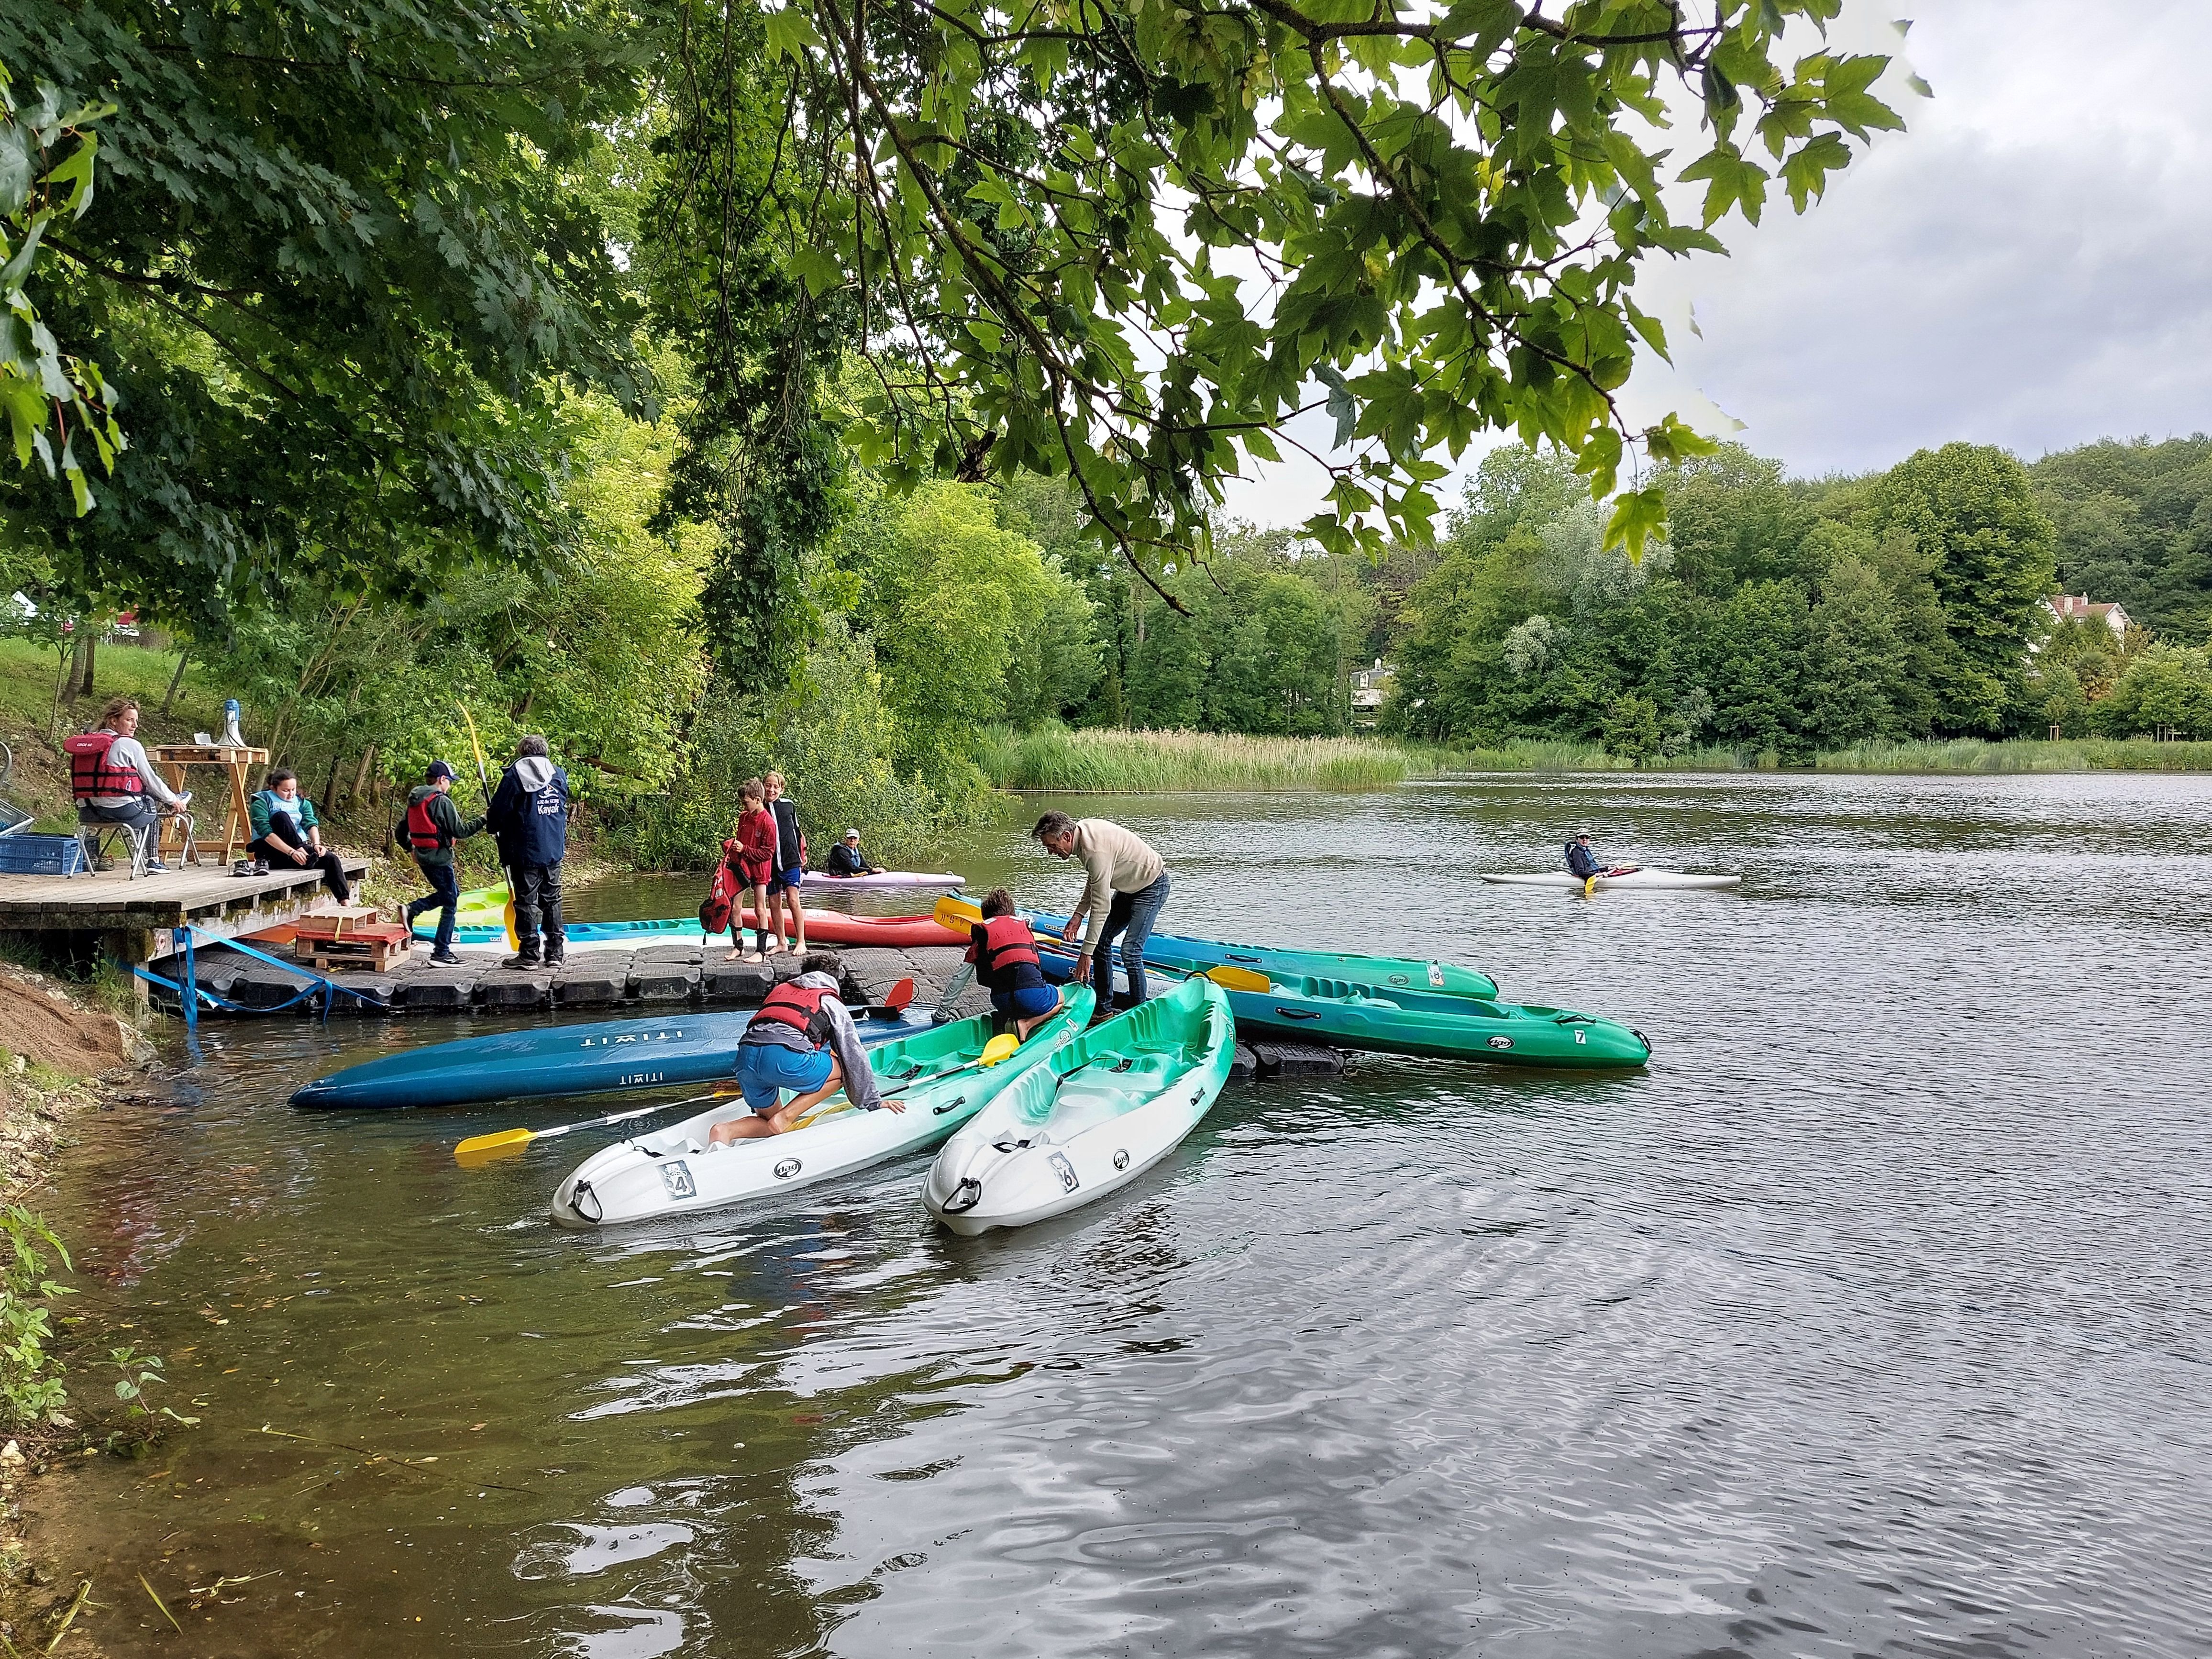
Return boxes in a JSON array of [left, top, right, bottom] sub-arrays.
[[64, 730, 144, 800], [405, 794, 447, 852], [743, 982, 836, 1047], [974, 915, 1041, 982], [699, 858, 739, 935]]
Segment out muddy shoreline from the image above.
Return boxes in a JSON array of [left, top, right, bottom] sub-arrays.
[[0, 961, 168, 1657]]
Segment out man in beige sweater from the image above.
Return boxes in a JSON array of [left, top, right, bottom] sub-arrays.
[[1032, 811, 1172, 1025]]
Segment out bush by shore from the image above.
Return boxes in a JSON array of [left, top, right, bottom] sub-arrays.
[[975, 725, 2212, 791]]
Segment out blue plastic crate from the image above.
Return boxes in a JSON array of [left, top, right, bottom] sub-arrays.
[[0, 833, 88, 877]]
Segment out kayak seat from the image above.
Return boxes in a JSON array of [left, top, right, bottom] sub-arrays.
[[1294, 974, 1399, 1008]]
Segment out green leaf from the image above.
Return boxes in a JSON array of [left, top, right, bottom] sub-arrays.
[[763, 7, 826, 63]]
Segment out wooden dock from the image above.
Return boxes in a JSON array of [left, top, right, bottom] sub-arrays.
[[0, 859, 370, 991]]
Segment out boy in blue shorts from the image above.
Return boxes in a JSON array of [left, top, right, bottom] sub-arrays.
[[711, 952, 906, 1141], [967, 888, 1064, 1040]]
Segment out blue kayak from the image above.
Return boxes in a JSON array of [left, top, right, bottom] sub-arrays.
[[1025, 911, 1499, 999], [290, 1006, 935, 1111]]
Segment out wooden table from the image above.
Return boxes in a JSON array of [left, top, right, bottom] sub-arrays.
[[151, 743, 269, 865]]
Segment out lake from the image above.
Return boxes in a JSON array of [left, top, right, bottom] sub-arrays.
[[28, 772, 2212, 1657]]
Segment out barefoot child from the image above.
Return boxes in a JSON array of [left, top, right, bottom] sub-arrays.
[[728, 780, 782, 962], [709, 952, 906, 1140], [763, 771, 808, 956], [967, 887, 1064, 1041]]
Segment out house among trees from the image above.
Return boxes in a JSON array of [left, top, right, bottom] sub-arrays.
[[1349, 659, 1394, 726], [2044, 594, 2132, 641]]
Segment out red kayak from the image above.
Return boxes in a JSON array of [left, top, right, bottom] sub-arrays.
[[738, 908, 965, 949]]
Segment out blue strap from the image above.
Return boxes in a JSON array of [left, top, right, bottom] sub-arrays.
[[134, 926, 386, 1018]]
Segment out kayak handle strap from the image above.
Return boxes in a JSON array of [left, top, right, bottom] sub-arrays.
[[941, 1177, 982, 1215]]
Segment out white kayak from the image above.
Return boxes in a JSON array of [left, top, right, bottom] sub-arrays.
[[802, 869, 965, 889], [923, 977, 1234, 1236], [1479, 869, 1742, 891], [550, 986, 1093, 1227]]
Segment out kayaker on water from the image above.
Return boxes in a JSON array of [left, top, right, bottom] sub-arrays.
[[709, 952, 906, 1141], [967, 887, 1064, 1040], [823, 829, 882, 877], [399, 761, 483, 965], [1565, 832, 1641, 896], [1032, 811, 1170, 1025]]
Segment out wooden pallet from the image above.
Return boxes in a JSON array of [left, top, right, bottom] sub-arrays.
[[293, 927, 412, 972]]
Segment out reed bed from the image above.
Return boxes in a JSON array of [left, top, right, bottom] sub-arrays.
[[975, 726, 1411, 792], [1815, 738, 2212, 773]]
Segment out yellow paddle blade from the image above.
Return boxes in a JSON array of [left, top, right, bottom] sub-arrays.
[[454, 1141, 530, 1169], [1206, 965, 1270, 993], [933, 894, 982, 934], [453, 1126, 535, 1159], [978, 1032, 1021, 1067]]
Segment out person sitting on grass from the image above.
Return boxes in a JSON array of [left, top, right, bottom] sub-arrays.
[[249, 769, 352, 901], [823, 829, 883, 877], [709, 952, 906, 1142], [967, 887, 1063, 1040]]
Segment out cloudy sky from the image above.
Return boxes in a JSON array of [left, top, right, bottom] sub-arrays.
[[1221, 0, 2212, 522]]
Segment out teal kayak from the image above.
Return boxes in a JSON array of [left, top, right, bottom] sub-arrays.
[[1024, 911, 1498, 999], [1041, 946, 1648, 1069]]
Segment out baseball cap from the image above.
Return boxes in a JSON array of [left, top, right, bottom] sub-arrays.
[[844, 828, 861, 840], [426, 760, 456, 782]]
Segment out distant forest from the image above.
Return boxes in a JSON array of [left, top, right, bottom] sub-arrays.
[[1042, 435, 2212, 758]]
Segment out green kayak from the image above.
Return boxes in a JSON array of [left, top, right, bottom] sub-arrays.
[[1025, 910, 1498, 999], [1132, 948, 1649, 1068]]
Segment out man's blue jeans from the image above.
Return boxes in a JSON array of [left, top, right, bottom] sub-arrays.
[[406, 861, 462, 955], [1093, 870, 1170, 1016]]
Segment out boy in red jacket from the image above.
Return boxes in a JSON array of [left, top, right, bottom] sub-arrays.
[[727, 778, 783, 963]]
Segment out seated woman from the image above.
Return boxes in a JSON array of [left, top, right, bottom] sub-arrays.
[[823, 829, 882, 876], [967, 887, 1063, 1040], [249, 769, 352, 900], [709, 953, 906, 1141]]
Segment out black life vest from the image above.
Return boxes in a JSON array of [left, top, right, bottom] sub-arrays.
[[974, 915, 1041, 984], [406, 794, 448, 852], [64, 730, 144, 799], [743, 982, 835, 1047]]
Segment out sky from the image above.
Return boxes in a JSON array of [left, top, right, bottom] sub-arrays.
[[1219, 0, 2212, 525]]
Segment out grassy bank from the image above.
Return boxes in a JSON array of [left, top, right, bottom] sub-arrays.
[[975, 725, 2212, 791], [1814, 738, 2212, 772], [975, 725, 1413, 792]]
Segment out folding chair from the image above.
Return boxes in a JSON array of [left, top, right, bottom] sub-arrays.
[[76, 801, 196, 878], [0, 744, 33, 839]]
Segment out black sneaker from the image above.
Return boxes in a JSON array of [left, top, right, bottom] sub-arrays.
[[429, 950, 464, 967], [502, 952, 542, 971], [543, 945, 566, 967]]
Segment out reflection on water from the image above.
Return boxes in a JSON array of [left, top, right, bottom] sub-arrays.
[[30, 774, 2212, 1657]]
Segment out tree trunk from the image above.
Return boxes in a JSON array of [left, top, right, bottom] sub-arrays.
[[160, 648, 191, 716], [64, 633, 90, 704], [78, 633, 96, 699], [320, 752, 344, 813], [351, 745, 378, 809]]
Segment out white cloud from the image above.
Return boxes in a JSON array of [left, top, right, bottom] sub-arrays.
[[1221, 0, 2212, 525]]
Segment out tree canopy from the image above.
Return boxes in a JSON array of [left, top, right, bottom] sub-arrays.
[[0, 1, 651, 630], [661, 0, 1907, 638]]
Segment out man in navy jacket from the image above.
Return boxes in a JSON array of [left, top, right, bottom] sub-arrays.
[[486, 734, 571, 967]]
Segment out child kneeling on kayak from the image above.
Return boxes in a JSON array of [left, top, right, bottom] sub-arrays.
[[711, 952, 906, 1142], [968, 888, 1063, 1041]]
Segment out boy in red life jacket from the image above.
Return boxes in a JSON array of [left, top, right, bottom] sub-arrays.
[[725, 778, 783, 963], [400, 761, 485, 964], [709, 952, 907, 1141], [967, 887, 1063, 1040]]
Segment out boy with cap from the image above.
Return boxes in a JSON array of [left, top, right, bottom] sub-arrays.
[[401, 761, 485, 964]]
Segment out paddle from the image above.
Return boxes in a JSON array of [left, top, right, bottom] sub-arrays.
[[454, 1086, 738, 1165], [457, 701, 518, 951], [1029, 931, 1268, 993], [933, 894, 983, 933]]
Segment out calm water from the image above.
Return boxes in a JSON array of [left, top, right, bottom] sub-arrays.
[[34, 774, 2212, 1657]]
